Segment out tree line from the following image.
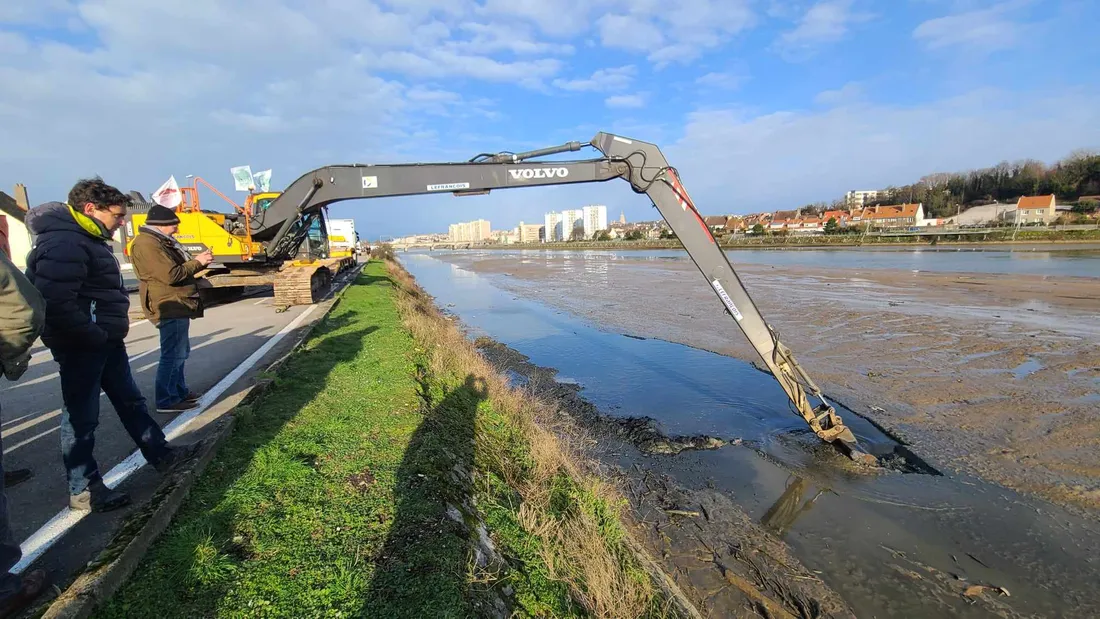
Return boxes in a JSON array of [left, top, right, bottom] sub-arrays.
[[796, 150, 1100, 219]]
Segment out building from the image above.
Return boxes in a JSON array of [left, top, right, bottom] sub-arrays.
[[544, 209, 585, 241], [845, 190, 880, 207], [1015, 194, 1057, 225], [859, 203, 925, 228], [954, 202, 1016, 226], [543, 211, 562, 242], [703, 216, 728, 231], [448, 219, 491, 242], [619, 210, 626, 224], [582, 204, 608, 238], [0, 185, 33, 268], [516, 222, 543, 243]]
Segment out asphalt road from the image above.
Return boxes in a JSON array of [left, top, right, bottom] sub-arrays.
[[0, 268, 357, 599]]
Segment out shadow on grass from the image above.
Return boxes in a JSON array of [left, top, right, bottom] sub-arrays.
[[360, 373, 489, 618], [93, 306, 380, 618]]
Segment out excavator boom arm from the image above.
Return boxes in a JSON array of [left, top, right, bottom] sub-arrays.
[[262, 131, 871, 461]]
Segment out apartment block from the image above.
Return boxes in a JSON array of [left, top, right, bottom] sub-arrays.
[[448, 219, 491, 242], [582, 204, 608, 238]]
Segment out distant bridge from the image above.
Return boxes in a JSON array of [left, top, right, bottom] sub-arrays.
[[395, 241, 477, 251]]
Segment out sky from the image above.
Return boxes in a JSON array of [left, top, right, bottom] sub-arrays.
[[2, 0, 1099, 239]]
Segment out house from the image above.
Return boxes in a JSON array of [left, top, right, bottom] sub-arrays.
[[1015, 194, 1056, 224], [821, 210, 849, 227], [0, 185, 33, 268], [794, 217, 824, 233], [724, 216, 746, 232], [860, 203, 925, 228], [703, 215, 729, 230], [769, 209, 799, 230]]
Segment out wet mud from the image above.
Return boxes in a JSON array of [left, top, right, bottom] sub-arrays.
[[402, 252, 1100, 618], [431, 249, 1100, 514], [476, 338, 857, 618]]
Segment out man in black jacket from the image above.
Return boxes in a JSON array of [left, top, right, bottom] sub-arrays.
[[25, 177, 199, 512]]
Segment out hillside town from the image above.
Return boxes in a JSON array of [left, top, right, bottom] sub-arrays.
[[390, 190, 1098, 247]]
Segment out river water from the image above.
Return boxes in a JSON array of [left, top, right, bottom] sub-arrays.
[[397, 249, 1100, 618], [443, 243, 1100, 278]]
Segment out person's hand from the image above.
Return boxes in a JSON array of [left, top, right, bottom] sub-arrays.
[[1, 352, 31, 381], [195, 249, 215, 266]]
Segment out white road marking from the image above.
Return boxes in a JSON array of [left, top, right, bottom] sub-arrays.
[[29, 319, 150, 360], [6, 426, 60, 454], [6, 347, 160, 392], [11, 304, 318, 574]]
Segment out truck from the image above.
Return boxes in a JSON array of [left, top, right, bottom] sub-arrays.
[[327, 218, 359, 259]]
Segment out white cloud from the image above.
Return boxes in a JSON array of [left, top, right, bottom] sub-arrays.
[[597, 0, 756, 65], [913, 2, 1030, 53], [597, 13, 664, 53], [773, 0, 874, 60], [696, 71, 747, 90], [452, 22, 575, 55], [476, 0, 599, 36], [552, 65, 636, 92], [814, 81, 864, 105], [364, 49, 563, 84], [666, 87, 1100, 213], [605, 94, 646, 108]]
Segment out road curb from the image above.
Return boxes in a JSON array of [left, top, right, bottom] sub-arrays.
[[36, 263, 365, 619]]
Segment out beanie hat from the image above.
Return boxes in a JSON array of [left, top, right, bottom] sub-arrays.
[[145, 204, 181, 226]]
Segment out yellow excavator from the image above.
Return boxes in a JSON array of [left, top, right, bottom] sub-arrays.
[[117, 131, 880, 463], [121, 177, 358, 309]]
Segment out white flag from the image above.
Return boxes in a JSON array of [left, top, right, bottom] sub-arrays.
[[230, 165, 254, 191], [151, 175, 182, 207], [253, 169, 272, 192]]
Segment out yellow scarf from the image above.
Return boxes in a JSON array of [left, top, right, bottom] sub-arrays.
[[66, 203, 111, 239]]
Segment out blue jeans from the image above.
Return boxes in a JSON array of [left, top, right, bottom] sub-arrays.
[[0, 424, 23, 601], [55, 341, 171, 496], [155, 318, 191, 408]]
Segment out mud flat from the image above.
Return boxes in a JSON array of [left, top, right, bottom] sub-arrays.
[[430, 250, 1100, 515], [398, 252, 1100, 618]]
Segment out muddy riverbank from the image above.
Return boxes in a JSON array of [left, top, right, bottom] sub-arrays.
[[399, 252, 1100, 618], [426, 250, 1100, 515]]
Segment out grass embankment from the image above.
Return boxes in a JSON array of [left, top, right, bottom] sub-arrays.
[[96, 259, 665, 618]]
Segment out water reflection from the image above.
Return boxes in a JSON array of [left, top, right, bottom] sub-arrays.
[[760, 475, 828, 538]]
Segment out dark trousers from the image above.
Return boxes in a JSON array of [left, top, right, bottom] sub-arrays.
[[155, 318, 191, 408], [55, 340, 170, 496]]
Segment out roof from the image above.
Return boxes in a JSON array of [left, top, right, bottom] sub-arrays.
[[1016, 194, 1056, 209], [772, 209, 798, 221], [0, 191, 28, 223], [862, 203, 922, 220], [822, 210, 847, 221], [703, 216, 729, 226]]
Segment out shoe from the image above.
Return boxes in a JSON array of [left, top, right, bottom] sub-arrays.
[[70, 480, 131, 513], [4, 468, 32, 488], [182, 391, 202, 402], [0, 568, 48, 617], [152, 442, 204, 474], [156, 401, 197, 414]]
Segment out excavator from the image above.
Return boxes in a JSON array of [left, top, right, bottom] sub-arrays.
[[124, 131, 874, 463]]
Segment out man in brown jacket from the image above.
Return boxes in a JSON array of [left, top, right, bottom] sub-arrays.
[[130, 205, 213, 413]]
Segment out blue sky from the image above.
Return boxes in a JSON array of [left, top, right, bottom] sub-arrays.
[[2, 0, 1099, 239]]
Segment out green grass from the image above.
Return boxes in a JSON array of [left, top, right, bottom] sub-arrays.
[[97, 263, 478, 618], [95, 259, 667, 618]]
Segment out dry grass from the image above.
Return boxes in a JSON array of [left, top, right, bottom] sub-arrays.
[[384, 258, 662, 618]]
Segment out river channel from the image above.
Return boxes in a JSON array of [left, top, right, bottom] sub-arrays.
[[397, 249, 1100, 618]]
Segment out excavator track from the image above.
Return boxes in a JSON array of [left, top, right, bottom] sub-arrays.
[[272, 257, 356, 310]]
